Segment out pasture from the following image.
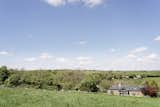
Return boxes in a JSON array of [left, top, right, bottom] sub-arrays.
[[0, 88, 160, 107]]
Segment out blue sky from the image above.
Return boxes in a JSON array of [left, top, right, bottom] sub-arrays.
[[0, 0, 160, 70]]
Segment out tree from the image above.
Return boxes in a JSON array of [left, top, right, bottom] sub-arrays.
[[79, 78, 99, 92], [99, 80, 112, 92], [5, 74, 21, 87], [142, 80, 159, 97], [0, 66, 9, 84]]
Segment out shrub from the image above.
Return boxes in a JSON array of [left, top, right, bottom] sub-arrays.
[[142, 80, 159, 97], [79, 79, 99, 92], [0, 66, 9, 84], [5, 74, 21, 87]]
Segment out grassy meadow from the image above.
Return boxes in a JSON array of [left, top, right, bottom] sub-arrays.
[[0, 88, 160, 107]]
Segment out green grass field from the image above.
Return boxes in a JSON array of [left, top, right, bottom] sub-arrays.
[[0, 88, 160, 107]]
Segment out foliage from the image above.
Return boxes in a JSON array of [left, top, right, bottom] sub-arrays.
[[5, 73, 21, 87], [0, 66, 160, 94], [99, 80, 113, 92], [142, 80, 159, 97], [0, 66, 9, 84], [78, 74, 99, 92]]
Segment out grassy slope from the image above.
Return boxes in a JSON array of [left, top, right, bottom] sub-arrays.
[[0, 88, 160, 107]]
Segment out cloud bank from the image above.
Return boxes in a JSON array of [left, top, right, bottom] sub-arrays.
[[1, 36, 160, 70]]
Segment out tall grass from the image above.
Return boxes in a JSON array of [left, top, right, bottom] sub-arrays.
[[0, 88, 160, 107]]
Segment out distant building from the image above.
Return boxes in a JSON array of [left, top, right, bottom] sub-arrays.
[[108, 83, 144, 97]]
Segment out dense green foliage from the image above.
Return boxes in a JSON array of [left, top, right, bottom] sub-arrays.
[[0, 66, 9, 84], [142, 80, 159, 97], [0, 66, 160, 93], [0, 88, 160, 107]]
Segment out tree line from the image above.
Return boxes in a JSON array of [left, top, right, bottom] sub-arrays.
[[0, 66, 159, 97]]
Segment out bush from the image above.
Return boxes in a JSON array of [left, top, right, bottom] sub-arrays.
[[5, 74, 21, 87], [0, 66, 9, 84], [142, 80, 159, 97], [79, 79, 99, 92]]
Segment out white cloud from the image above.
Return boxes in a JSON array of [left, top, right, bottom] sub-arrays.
[[0, 51, 9, 55], [147, 53, 158, 59], [24, 53, 53, 63], [56, 57, 68, 62], [5, 52, 160, 70], [0, 51, 13, 56], [76, 56, 94, 65], [154, 36, 160, 41], [39, 53, 53, 59], [78, 40, 88, 45], [109, 48, 116, 53], [44, 0, 66, 7], [82, 0, 104, 7], [21, 55, 95, 69], [67, 0, 80, 3], [43, 0, 105, 7], [102, 46, 160, 70], [135, 53, 158, 63], [24, 57, 37, 62], [109, 54, 160, 70], [127, 47, 158, 63], [127, 54, 137, 59], [126, 47, 148, 60], [114, 47, 160, 70], [130, 47, 147, 54], [3, 48, 160, 70]]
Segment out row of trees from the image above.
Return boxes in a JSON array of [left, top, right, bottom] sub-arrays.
[[0, 66, 159, 97]]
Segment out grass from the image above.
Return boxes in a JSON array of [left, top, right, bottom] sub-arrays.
[[0, 88, 160, 107]]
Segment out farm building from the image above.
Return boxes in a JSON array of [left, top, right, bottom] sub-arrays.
[[108, 83, 144, 97]]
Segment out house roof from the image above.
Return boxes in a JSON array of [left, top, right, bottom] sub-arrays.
[[109, 85, 143, 91]]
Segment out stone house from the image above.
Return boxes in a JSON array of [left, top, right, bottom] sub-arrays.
[[108, 84, 144, 97]]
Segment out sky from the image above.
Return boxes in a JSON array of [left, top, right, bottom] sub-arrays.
[[0, 0, 160, 70]]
